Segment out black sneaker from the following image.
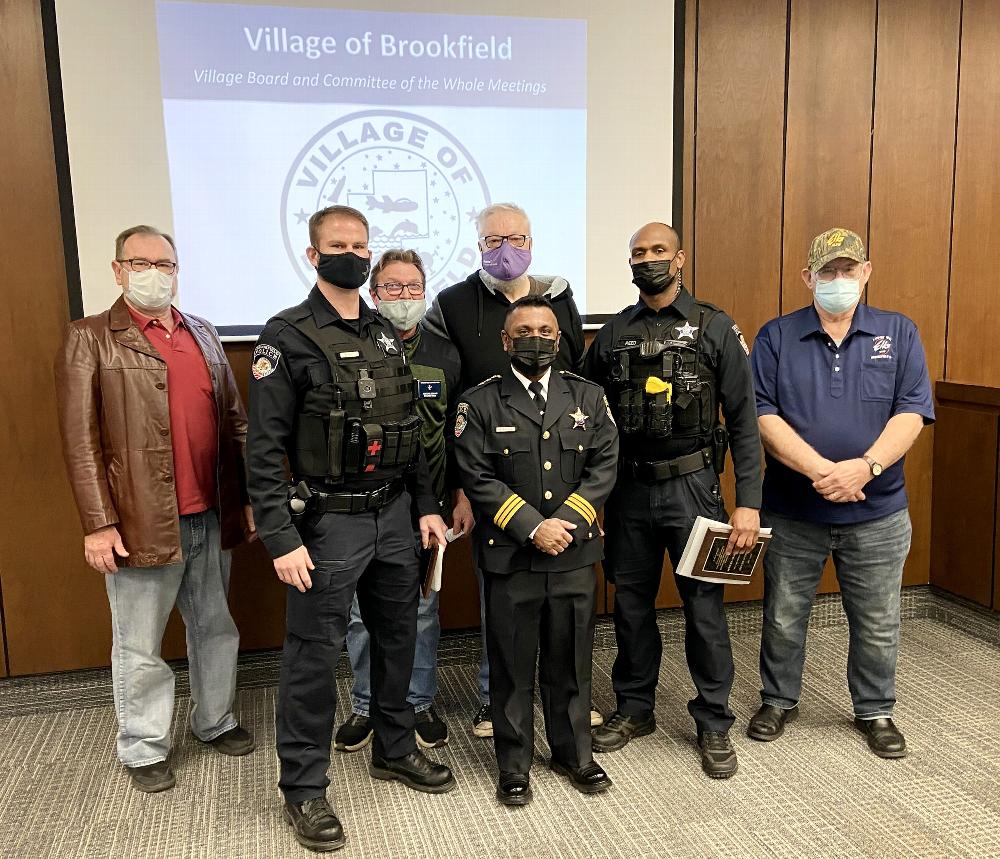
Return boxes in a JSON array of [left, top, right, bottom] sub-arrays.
[[334, 713, 372, 752], [697, 730, 738, 779], [415, 707, 449, 748], [283, 796, 346, 852], [127, 760, 175, 793], [472, 704, 493, 738], [203, 724, 256, 756], [591, 711, 656, 753]]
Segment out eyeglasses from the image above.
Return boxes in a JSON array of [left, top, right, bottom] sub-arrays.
[[376, 281, 426, 296], [815, 262, 863, 283], [479, 234, 530, 250], [118, 258, 178, 275]]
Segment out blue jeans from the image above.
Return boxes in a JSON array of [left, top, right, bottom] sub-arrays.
[[759, 508, 912, 719], [104, 510, 240, 767], [346, 586, 440, 715]]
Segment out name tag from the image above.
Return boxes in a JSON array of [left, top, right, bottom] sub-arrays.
[[338, 350, 361, 359], [418, 380, 442, 399], [495, 426, 516, 433]]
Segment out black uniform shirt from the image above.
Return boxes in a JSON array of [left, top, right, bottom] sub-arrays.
[[584, 287, 762, 509], [247, 286, 439, 559]]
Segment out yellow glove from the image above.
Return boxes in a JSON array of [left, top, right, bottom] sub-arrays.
[[645, 376, 672, 401]]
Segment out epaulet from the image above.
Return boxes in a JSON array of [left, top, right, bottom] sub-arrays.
[[692, 297, 724, 314], [558, 369, 600, 388], [274, 300, 311, 324], [470, 374, 502, 390]]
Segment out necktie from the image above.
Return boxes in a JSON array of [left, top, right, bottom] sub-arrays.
[[528, 380, 546, 415]]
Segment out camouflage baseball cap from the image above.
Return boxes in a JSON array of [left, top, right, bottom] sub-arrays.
[[807, 228, 867, 272]]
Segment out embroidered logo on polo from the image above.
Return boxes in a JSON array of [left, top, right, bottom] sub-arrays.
[[870, 335, 893, 361], [251, 343, 281, 380]]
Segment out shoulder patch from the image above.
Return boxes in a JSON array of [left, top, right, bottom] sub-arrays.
[[454, 412, 468, 437], [603, 394, 616, 426], [732, 323, 751, 356], [252, 343, 281, 380]]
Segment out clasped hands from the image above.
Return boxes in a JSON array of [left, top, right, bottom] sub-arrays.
[[812, 457, 872, 503]]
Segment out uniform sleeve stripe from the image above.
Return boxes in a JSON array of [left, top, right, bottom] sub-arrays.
[[563, 497, 590, 522], [564, 497, 595, 525], [494, 495, 523, 527], [497, 498, 526, 529], [568, 493, 597, 522]]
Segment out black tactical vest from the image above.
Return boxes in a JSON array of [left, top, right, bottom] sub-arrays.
[[605, 307, 720, 443], [279, 303, 422, 485]]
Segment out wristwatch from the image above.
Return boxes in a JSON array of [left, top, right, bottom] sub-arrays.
[[863, 455, 883, 477]]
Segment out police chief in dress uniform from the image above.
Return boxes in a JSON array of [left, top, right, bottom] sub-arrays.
[[584, 222, 762, 779], [454, 295, 620, 806], [246, 206, 453, 854]]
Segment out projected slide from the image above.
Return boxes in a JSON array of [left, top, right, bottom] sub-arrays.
[[154, 2, 587, 332]]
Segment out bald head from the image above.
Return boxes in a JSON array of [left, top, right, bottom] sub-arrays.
[[629, 222, 682, 264]]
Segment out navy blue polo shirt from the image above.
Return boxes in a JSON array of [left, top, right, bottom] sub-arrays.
[[751, 302, 934, 524]]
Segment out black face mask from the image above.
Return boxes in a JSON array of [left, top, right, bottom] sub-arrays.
[[314, 250, 371, 290], [631, 259, 678, 295], [508, 335, 559, 377]]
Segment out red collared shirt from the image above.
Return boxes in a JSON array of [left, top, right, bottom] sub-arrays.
[[127, 305, 218, 515]]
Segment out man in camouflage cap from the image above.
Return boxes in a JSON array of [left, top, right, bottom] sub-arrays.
[[747, 226, 934, 759]]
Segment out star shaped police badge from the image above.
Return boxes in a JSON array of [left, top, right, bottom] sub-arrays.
[[675, 322, 699, 340], [569, 407, 589, 429], [377, 332, 398, 353]]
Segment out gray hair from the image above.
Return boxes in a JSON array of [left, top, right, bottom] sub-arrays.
[[476, 203, 531, 235]]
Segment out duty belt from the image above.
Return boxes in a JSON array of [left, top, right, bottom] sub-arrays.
[[624, 447, 713, 483], [307, 480, 405, 514]]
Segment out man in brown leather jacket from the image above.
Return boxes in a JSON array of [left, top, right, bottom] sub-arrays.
[[55, 225, 256, 793]]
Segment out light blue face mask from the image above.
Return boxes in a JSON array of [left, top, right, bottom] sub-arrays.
[[814, 276, 861, 314]]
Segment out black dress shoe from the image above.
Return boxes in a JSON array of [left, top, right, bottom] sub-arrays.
[[747, 704, 799, 742], [283, 796, 346, 852], [697, 730, 738, 779], [203, 724, 256, 756], [369, 750, 457, 793], [550, 760, 613, 794], [855, 717, 907, 759], [591, 711, 656, 753], [127, 760, 176, 793], [497, 772, 532, 806]]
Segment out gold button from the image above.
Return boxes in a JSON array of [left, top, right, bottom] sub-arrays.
[[544, 490, 553, 500], [488, 538, 495, 545], [503, 448, 509, 455], [542, 430, 550, 439], [543, 461, 552, 470], [578, 444, 584, 452]]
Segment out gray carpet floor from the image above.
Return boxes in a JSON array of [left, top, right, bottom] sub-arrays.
[[1, 591, 999, 858]]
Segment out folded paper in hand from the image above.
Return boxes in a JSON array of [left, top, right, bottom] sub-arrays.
[[422, 528, 463, 598], [674, 516, 771, 585]]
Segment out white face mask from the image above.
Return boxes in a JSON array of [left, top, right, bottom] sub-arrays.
[[813, 276, 861, 314], [125, 268, 175, 312], [377, 297, 426, 331]]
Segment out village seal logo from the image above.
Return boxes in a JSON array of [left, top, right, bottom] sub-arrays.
[[281, 110, 491, 296]]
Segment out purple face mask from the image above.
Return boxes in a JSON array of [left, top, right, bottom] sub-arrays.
[[482, 242, 532, 281]]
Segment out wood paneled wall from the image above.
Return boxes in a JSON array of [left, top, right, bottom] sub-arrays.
[[0, 0, 998, 674]]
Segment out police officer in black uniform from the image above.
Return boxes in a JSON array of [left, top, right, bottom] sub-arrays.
[[247, 206, 454, 853], [584, 222, 762, 779], [455, 296, 619, 806]]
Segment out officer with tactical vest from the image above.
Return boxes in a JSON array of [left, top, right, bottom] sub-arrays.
[[584, 222, 762, 780], [247, 206, 454, 853]]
